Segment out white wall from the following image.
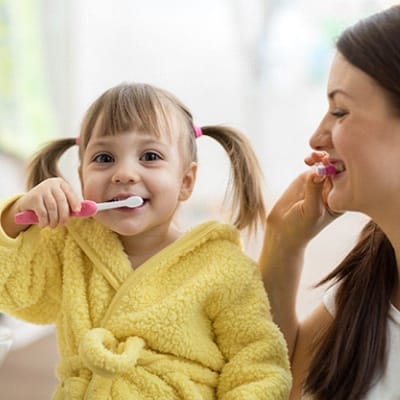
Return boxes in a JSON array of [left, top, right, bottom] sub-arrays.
[[0, 154, 25, 197], [1, 0, 392, 324]]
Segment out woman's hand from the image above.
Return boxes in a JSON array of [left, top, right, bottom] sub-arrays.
[[267, 151, 341, 250]]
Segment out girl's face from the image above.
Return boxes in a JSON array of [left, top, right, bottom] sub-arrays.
[[309, 52, 400, 219], [80, 123, 197, 241]]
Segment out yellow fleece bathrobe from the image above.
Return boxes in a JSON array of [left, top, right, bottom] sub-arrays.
[[0, 198, 291, 399]]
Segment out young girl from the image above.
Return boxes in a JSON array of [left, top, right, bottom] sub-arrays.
[[0, 83, 290, 399], [261, 5, 400, 400]]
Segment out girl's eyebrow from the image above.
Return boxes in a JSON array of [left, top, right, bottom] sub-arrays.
[[86, 138, 113, 151], [138, 138, 168, 147], [88, 137, 112, 146], [88, 136, 169, 149]]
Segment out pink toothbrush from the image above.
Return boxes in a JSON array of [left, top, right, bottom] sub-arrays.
[[14, 196, 144, 225], [313, 163, 344, 177]]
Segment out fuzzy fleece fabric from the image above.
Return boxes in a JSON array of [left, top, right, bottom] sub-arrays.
[[0, 197, 291, 399]]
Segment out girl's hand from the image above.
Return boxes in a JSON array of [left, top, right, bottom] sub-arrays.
[[13, 178, 82, 229]]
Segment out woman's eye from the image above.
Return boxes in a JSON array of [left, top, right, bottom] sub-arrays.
[[331, 109, 347, 117], [94, 153, 114, 163], [141, 152, 161, 161]]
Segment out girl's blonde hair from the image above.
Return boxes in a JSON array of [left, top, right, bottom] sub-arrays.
[[27, 82, 266, 233]]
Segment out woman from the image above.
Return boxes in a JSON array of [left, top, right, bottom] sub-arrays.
[[261, 5, 400, 400]]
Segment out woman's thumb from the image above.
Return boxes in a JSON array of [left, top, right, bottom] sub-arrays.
[[303, 173, 326, 215]]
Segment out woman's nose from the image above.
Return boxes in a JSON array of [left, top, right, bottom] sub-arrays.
[[309, 115, 332, 150]]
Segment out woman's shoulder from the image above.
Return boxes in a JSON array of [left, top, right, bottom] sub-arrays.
[[322, 284, 338, 316]]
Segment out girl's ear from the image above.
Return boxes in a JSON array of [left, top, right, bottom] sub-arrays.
[[179, 162, 197, 201]]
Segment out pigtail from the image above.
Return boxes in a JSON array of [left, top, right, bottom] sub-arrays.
[[26, 138, 77, 189], [304, 220, 397, 400], [200, 125, 266, 234]]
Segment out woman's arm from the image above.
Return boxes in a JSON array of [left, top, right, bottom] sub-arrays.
[[259, 229, 305, 359], [259, 171, 338, 357], [289, 304, 333, 399]]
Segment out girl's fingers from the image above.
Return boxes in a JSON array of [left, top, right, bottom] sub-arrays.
[[42, 192, 60, 228], [34, 198, 50, 228], [51, 186, 71, 226], [60, 181, 81, 213], [46, 182, 80, 227], [19, 178, 82, 228]]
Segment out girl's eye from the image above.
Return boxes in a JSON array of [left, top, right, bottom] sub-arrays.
[[141, 152, 162, 161], [93, 153, 114, 163]]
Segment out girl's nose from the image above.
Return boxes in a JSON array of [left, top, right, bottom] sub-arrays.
[[309, 115, 332, 151], [112, 163, 140, 184]]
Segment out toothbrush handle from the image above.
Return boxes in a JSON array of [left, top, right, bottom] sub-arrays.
[[14, 200, 98, 225]]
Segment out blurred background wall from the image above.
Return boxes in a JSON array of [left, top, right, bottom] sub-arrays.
[[0, 0, 394, 397]]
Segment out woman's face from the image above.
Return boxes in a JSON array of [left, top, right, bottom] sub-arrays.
[[309, 52, 400, 219]]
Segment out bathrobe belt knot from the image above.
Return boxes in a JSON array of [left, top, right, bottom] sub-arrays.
[[78, 328, 220, 390], [79, 328, 146, 378]]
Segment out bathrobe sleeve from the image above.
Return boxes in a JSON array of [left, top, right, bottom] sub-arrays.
[[207, 244, 291, 399], [0, 197, 64, 324]]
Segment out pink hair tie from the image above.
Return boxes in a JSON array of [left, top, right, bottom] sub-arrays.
[[194, 125, 203, 138], [75, 137, 80, 146]]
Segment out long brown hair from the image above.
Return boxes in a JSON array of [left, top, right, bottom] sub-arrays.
[[305, 5, 400, 399], [27, 83, 265, 234]]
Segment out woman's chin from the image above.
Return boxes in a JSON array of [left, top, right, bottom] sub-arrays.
[[327, 194, 348, 214]]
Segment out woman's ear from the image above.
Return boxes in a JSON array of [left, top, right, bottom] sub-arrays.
[[179, 162, 197, 201]]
